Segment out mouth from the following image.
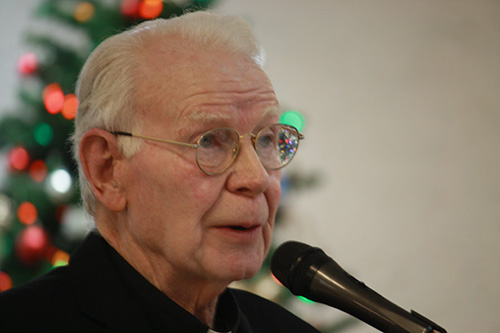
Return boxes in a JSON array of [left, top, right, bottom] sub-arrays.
[[214, 224, 262, 242], [229, 225, 254, 231]]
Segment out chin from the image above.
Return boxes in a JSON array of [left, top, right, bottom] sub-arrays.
[[228, 270, 259, 283], [211, 254, 262, 283], [207, 238, 269, 283], [232, 258, 264, 282]]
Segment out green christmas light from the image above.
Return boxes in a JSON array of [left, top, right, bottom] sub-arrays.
[[281, 110, 305, 132], [33, 123, 54, 146]]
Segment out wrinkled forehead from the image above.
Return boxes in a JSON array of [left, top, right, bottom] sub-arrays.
[[136, 42, 279, 130]]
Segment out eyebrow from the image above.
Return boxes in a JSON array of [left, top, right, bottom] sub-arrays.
[[262, 105, 281, 118], [185, 110, 232, 122], [185, 105, 281, 123]]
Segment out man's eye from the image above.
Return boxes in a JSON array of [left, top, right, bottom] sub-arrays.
[[199, 129, 236, 149], [257, 134, 275, 149], [199, 133, 214, 148]]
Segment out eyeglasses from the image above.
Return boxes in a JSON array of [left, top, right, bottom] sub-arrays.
[[111, 123, 304, 175]]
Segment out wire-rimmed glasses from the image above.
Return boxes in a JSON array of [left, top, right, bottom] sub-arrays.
[[111, 123, 304, 175]]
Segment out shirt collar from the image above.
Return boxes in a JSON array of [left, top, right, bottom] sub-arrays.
[[104, 237, 240, 332]]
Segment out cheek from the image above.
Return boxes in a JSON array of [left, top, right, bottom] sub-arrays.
[[267, 172, 282, 216], [181, 173, 228, 217], [125, 164, 224, 249], [263, 171, 282, 246], [148, 167, 225, 224], [131, 147, 214, 200]]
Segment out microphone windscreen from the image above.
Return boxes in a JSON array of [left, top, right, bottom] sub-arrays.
[[271, 241, 330, 295]]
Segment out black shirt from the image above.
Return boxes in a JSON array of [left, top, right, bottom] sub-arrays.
[[106, 234, 320, 332], [0, 232, 320, 332], [107, 240, 238, 332]]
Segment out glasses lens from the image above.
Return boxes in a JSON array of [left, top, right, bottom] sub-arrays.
[[256, 124, 300, 170], [196, 128, 239, 174]]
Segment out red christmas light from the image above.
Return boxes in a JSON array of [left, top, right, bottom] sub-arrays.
[[43, 83, 64, 114], [17, 201, 38, 225], [139, 0, 163, 19], [61, 94, 79, 120], [17, 53, 38, 75], [0, 272, 12, 292], [8, 146, 30, 171], [15, 226, 51, 266], [121, 0, 141, 18], [29, 159, 48, 183]]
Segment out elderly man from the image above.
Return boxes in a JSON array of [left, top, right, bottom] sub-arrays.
[[0, 12, 318, 332]]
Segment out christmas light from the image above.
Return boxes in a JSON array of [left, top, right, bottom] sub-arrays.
[[33, 122, 54, 146], [62, 94, 79, 120], [29, 159, 48, 183], [48, 169, 73, 195], [17, 53, 38, 75], [60, 206, 90, 241], [74, 2, 95, 23], [51, 249, 70, 267], [0, 194, 14, 230], [0, 272, 12, 292], [139, 0, 163, 19], [17, 202, 38, 225], [121, 0, 141, 18], [15, 225, 50, 266], [8, 146, 30, 171], [43, 83, 64, 114], [281, 110, 305, 132]]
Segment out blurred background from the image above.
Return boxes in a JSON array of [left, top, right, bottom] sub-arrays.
[[1, 1, 499, 332]]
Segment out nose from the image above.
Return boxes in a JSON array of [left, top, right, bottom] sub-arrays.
[[225, 138, 270, 196]]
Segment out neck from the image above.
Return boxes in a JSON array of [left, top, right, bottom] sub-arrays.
[[95, 211, 227, 327]]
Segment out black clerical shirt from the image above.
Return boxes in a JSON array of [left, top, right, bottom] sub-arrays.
[[106, 234, 320, 332], [106, 239, 239, 332], [0, 232, 320, 332]]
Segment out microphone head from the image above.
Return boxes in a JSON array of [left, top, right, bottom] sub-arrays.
[[271, 241, 330, 295]]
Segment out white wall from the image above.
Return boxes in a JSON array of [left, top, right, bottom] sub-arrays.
[[0, 1, 39, 112], [0, 0, 42, 186], [214, 1, 500, 332], [1, 1, 499, 332]]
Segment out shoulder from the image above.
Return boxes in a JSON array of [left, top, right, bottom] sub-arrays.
[[0, 266, 77, 329], [0, 231, 103, 308], [0, 265, 71, 304], [0, 232, 110, 330], [229, 288, 320, 332]]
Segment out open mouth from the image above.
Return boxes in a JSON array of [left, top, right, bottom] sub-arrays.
[[216, 224, 261, 241], [230, 226, 251, 231], [227, 225, 260, 232]]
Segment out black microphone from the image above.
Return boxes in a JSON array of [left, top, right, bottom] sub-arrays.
[[271, 241, 447, 333]]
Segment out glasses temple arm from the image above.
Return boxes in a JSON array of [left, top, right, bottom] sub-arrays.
[[112, 131, 197, 149]]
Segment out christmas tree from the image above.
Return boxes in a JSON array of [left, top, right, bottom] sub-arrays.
[[0, 0, 215, 291]]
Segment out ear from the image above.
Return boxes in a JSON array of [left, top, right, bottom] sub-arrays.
[[79, 128, 127, 212]]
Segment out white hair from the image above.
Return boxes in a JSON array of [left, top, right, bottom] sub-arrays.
[[72, 11, 263, 216]]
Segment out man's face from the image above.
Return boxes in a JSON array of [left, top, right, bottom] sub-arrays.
[[119, 43, 282, 286]]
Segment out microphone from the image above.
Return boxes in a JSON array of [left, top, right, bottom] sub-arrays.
[[271, 241, 447, 333]]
